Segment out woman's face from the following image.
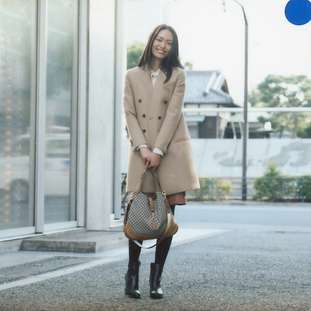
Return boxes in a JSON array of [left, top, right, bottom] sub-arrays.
[[151, 29, 173, 61]]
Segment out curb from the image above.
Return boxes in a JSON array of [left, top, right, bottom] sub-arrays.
[[1, 227, 128, 254]]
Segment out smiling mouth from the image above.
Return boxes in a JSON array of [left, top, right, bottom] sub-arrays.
[[157, 50, 166, 54]]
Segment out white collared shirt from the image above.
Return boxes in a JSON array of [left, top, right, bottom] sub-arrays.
[[150, 68, 161, 87]]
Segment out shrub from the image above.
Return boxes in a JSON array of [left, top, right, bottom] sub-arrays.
[[297, 176, 311, 202], [216, 179, 232, 200], [189, 177, 232, 201], [253, 163, 296, 201], [189, 177, 213, 201]]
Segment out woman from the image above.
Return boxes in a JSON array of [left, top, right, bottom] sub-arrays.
[[123, 24, 200, 299]]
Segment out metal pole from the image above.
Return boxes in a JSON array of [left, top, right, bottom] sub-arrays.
[[222, 0, 248, 200], [241, 4, 248, 201]]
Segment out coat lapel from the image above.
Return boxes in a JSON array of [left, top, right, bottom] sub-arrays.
[[154, 70, 166, 92], [141, 65, 167, 117], [151, 70, 166, 117], [141, 65, 167, 93], [141, 65, 153, 95]]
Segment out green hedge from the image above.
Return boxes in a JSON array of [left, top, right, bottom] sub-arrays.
[[253, 164, 293, 201], [297, 176, 311, 201], [253, 163, 311, 201], [188, 177, 232, 201]]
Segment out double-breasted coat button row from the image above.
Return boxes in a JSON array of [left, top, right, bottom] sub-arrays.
[[141, 113, 162, 120], [138, 98, 167, 104], [138, 97, 163, 124]]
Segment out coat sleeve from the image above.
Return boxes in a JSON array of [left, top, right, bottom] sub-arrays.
[[123, 72, 147, 151], [154, 69, 186, 155]]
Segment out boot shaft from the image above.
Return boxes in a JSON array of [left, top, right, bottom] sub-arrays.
[[149, 262, 163, 288], [149, 262, 164, 299], [126, 260, 141, 291]]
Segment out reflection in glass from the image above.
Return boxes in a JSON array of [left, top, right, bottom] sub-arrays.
[[0, 1, 36, 230], [45, 0, 78, 223]]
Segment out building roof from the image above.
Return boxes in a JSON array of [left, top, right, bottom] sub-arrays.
[[184, 70, 239, 107]]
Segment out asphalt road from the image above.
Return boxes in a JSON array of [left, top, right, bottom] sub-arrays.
[[1, 203, 311, 311]]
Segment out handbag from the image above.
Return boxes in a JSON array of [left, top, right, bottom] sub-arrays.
[[123, 167, 178, 248]]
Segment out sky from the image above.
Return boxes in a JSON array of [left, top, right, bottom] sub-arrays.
[[125, 0, 311, 105]]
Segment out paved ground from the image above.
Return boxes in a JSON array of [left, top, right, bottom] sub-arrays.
[[0, 203, 311, 311]]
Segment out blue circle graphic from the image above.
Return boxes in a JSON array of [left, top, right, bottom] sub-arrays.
[[285, 0, 311, 25]]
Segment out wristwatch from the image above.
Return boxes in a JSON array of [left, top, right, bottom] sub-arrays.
[[152, 147, 164, 157]]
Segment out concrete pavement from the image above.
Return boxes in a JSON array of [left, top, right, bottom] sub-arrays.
[[0, 202, 311, 311]]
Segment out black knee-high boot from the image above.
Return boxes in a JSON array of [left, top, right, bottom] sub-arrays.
[[125, 239, 143, 298], [150, 205, 175, 299]]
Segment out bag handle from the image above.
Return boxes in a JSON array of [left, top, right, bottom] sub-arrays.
[[136, 167, 164, 193], [132, 235, 168, 249], [132, 240, 156, 249]]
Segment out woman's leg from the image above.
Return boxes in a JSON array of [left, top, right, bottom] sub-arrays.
[[125, 239, 143, 298], [154, 205, 175, 267], [128, 239, 143, 265], [150, 205, 176, 299]]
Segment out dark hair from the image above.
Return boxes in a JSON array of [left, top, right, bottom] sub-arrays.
[[138, 24, 184, 83]]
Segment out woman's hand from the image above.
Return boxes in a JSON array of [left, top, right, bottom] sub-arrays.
[[148, 153, 161, 168], [139, 147, 161, 168]]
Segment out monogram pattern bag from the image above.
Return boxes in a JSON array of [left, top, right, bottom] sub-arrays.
[[123, 168, 178, 248]]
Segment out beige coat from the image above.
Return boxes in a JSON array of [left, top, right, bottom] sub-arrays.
[[123, 65, 200, 195]]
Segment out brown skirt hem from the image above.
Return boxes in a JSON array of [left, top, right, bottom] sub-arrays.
[[166, 191, 186, 206]]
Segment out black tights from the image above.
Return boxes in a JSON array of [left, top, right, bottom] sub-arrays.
[[128, 205, 175, 268]]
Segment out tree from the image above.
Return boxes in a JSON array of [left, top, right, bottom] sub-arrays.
[[127, 42, 145, 69], [249, 75, 311, 138]]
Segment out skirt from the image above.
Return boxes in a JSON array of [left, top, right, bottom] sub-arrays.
[[166, 191, 186, 206]]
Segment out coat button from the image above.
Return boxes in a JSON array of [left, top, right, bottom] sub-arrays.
[[142, 129, 146, 133], [138, 98, 142, 103], [163, 100, 168, 104], [158, 116, 162, 120], [142, 113, 146, 118]]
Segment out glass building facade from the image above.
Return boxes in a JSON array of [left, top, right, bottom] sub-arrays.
[[0, 0, 37, 230], [0, 0, 123, 240], [0, 0, 82, 236], [45, 0, 78, 224]]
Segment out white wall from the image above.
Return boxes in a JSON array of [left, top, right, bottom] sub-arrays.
[[87, 0, 116, 230], [122, 137, 311, 178], [192, 139, 311, 178]]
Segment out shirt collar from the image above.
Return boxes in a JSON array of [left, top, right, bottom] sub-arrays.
[[150, 68, 161, 77]]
